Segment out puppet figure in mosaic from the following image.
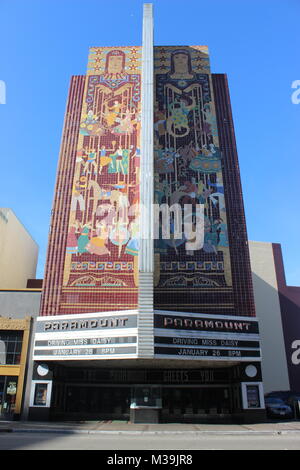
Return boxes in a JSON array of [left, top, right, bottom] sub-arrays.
[[154, 46, 232, 292], [62, 47, 142, 298]]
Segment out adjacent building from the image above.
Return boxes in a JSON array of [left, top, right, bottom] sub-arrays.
[[0, 208, 39, 289], [0, 209, 41, 420], [249, 241, 300, 394], [28, 4, 265, 423]]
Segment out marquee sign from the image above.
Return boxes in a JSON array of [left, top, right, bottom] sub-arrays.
[[33, 311, 138, 361], [33, 310, 261, 362], [154, 310, 261, 362]]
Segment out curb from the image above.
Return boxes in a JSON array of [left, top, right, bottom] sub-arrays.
[[1, 427, 300, 436]]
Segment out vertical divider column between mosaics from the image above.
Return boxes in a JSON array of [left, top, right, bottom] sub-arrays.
[[212, 74, 256, 317], [40, 76, 86, 316], [137, 3, 155, 358]]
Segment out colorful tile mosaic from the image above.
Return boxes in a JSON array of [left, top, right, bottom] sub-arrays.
[[153, 46, 233, 313], [60, 47, 142, 313]]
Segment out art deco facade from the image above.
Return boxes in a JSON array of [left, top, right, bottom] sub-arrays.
[[29, 5, 265, 423]]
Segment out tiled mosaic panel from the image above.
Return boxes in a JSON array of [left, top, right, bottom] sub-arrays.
[[60, 47, 142, 313], [153, 46, 234, 313]]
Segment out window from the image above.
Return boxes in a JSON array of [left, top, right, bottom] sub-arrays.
[[0, 331, 23, 365]]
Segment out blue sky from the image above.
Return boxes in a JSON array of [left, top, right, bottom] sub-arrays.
[[0, 0, 299, 285]]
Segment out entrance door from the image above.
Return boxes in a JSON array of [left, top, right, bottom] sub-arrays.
[[64, 385, 130, 420], [162, 387, 231, 421]]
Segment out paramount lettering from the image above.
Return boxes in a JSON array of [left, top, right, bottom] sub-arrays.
[[43, 317, 129, 331], [163, 316, 253, 333]]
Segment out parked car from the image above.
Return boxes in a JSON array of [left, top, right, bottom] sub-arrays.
[[265, 390, 300, 402], [265, 397, 293, 419], [285, 395, 300, 418]]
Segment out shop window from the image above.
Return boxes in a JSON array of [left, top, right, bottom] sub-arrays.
[[0, 331, 23, 365], [0, 376, 18, 417], [0, 341, 5, 364]]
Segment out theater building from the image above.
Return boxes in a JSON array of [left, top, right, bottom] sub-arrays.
[[29, 4, 265, 423]]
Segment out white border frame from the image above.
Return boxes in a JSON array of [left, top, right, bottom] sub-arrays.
[[241, 382, 265, 410], [30, 380, 53, 408]]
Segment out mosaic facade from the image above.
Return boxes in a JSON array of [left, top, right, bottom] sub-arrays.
[[60, 47, 142, 313], [40, 45, 255, 318], [153, 47, 234, 313]]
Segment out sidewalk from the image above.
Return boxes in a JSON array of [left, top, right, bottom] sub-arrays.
[[1, 419, 300, 435]]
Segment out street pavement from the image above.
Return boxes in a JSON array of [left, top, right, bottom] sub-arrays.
[[1, 418, 300, 435]]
